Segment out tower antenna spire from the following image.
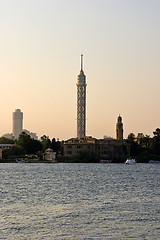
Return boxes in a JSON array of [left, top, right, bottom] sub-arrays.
[[81, 54, 83, 71]]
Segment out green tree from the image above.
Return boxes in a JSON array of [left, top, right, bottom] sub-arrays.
[[0, 137, 15, 144], [126, 133, 142, 156], [141, 135, 151, 148], [127, 133, 135, 141], [16, 132, 42, 154], [153, 128, 160, 137], [73, 149, 100, 163], [51, 138, 63, 155], [149, 128, 160, 155], [3, 146, 25, 159], [112, 144, 128, 162], [40, 135, 51, 152]]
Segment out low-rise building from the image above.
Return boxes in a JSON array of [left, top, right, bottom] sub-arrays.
[[64, 136, 130, 160], [2, 133, 14, 139], [0, 144, 13, 149], [0, 144, 13, 160], [23, 129, 38, 140], [45, 148, 56, 162]]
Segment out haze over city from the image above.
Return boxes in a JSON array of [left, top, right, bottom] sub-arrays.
[[0, 0, 159, 140]]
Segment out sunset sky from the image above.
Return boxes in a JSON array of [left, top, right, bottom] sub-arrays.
[[0, 0, 159, 140]]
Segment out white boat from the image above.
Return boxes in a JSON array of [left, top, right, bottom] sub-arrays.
[[125, 158, 136, 165]]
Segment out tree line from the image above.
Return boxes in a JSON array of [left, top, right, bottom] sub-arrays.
[[126, 128, 160, 162], [0, 128, 160, 162], [72, 128, 160, 163], [1, 132, 62, 160]]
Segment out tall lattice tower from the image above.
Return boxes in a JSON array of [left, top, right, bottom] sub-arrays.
[[77, 55, 87, 139]]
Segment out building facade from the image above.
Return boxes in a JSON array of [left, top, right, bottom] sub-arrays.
[[77, 55, 87, 139], [13, 109, 23, 139], [0, 144, 13, 159], [23, 129, 38, 140], [63, 136, 130, 160]]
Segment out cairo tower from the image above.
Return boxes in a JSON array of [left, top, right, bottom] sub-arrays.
[[77, 55, 87, 139]]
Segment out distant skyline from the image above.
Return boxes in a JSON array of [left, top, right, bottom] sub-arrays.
[[0, 0, 159, 140]]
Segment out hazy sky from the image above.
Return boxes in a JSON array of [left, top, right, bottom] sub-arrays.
[[0, 0, 159, 140]]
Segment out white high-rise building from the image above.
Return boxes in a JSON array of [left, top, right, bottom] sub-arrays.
[[77, 55, 87, 139], [13, 109, 23, 139]]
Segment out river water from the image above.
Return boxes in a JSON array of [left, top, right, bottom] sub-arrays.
[[0, 163, 159, 240]]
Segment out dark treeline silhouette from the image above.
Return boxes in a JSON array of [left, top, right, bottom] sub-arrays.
[[0, 128, 160, 162], [1, 132, 62, 160], [126, 128, 160, 162]]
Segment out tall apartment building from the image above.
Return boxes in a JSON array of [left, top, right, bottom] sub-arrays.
[[13, 109, 23, 139]]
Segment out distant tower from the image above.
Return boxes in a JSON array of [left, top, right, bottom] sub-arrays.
[[116, 115, 123, 140], [13, 109, 23, 139], [77, 55, 87, 139]]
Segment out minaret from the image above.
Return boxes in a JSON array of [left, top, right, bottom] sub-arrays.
[[116, 115, 123, 140], [77, 55, 87, 139], [13, 109, 23, 139]]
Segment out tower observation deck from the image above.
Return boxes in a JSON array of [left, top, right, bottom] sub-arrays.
[[77, 55, 87, 139]]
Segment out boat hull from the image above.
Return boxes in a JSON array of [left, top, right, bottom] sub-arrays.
[[125, 159, 136, 164]]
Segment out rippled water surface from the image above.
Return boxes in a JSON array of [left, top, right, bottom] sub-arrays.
[[0, 163, 159, 239]]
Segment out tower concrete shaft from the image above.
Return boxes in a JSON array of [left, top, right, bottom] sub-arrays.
[[77, 55, 86, 139], [13, 109, 23, 139], [116, 115, 123, 140]]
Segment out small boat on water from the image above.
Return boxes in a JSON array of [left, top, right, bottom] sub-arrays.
[[149, 160, 160, 164], [16, 159, 26, 163], [100, 159, 112, 163], [125, 158, 136, 165]]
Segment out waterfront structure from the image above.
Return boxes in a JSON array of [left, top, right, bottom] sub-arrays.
[[116, 115, 123, 140], [44, 148, 56, 162], [63, 136, 130, 160], [13, 109, 23, 139], [77, 55, 87, 139]]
